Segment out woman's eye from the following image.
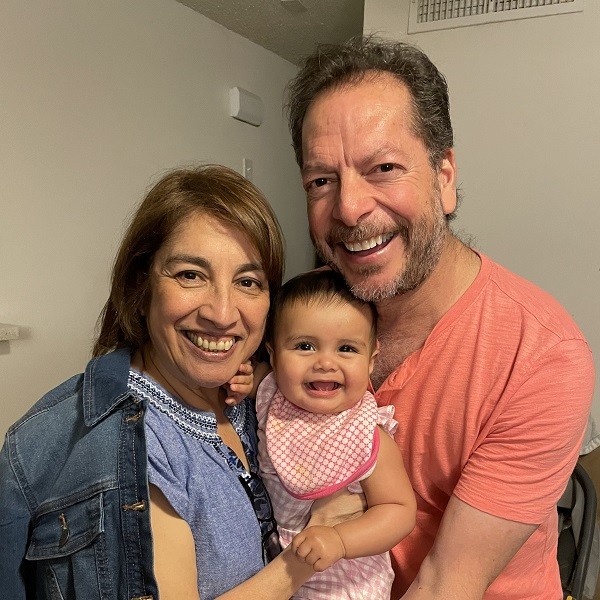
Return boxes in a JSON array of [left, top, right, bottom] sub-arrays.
[[174, 270, 207, 286], [238, 278, 263, 290]]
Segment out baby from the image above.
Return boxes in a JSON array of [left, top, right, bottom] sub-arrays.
[[256, 269, 416, 599]]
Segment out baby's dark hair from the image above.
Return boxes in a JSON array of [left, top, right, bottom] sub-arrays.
[[266, 269, 377, 346]]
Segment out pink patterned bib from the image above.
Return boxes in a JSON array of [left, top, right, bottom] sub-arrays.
[[265, 387, 380, 500]]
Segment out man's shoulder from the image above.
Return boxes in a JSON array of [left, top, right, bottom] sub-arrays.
[[480, 254, 587, 343]]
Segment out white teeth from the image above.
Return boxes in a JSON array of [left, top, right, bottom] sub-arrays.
[[344, 232, 393, 253], [186, 332, 234, 352]]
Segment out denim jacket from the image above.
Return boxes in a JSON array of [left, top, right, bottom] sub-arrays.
[[0, 349, 158, 600]]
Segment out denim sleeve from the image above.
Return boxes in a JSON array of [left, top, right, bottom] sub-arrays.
[[0, 435, 33, 599]]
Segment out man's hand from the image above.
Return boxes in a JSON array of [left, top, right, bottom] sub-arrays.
[[291, 525, 346, 572]]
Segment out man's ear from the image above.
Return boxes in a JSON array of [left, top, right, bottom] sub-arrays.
[[369, 339, 380, 376], [437, 148, 457, 216]]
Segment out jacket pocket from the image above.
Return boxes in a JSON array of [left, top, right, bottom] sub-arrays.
[[27, 492, 109, 599]]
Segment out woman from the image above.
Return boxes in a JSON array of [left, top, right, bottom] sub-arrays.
[[0, 165, 315, 599]]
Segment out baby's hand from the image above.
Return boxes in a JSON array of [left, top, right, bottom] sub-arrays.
[[223, 362, 253, 406], [291, 525, 346, 572]]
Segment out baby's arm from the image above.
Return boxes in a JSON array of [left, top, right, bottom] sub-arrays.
[[334, 426, 416, 556], [292, 427, 416, 571]]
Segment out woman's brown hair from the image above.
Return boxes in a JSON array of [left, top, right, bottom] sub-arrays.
[[93, 165, 285, 356]]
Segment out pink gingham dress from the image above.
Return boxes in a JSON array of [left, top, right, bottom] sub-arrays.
[[256, 373, 397, 599]]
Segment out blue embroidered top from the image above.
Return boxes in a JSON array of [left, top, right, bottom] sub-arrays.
[[128, 370, 279, 600]]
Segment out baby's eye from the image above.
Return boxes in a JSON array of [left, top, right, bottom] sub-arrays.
[[296, 342, 315, 351], [339, 345, 357, 353]]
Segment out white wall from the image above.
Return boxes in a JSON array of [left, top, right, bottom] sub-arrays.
[[0, 0, 312, 436], [364, 0, 599, 422]]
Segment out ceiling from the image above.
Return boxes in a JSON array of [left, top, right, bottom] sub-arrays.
[[175, 0, 365, 66]]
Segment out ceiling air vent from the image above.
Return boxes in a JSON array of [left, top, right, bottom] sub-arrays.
[[408, 0, 583, 33]]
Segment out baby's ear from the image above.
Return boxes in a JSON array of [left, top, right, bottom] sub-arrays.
[[369, 340, 380, 375], [266, 343, 275, 369]]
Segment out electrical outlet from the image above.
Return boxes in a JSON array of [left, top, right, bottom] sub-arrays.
[[243, 158, 253, 182]]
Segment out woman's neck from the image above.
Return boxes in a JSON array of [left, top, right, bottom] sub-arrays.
[[132, 349, 224, 414]]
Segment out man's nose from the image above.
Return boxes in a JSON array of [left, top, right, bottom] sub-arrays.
[[332, 175, 376, 226]]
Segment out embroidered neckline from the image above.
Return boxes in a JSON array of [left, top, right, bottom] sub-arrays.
[[127, 369, 247, 446], [129, 369, 279, 561]]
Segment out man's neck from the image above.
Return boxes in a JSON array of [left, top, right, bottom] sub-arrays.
[[372, 236, 480, 389]]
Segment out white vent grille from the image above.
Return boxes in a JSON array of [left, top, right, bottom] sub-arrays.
[[408, 0, 583, 33]]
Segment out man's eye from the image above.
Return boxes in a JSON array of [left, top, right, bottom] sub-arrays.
[[378, 163, 395, 173], [306, 177, 328, 190], [178, 271, 198, 280]]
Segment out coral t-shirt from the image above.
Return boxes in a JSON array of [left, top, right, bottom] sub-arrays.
[[376, 254, 595, 599]]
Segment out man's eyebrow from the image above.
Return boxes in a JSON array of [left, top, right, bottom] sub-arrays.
[[301, 147, 403, 176], [301, 162, 333, 176]]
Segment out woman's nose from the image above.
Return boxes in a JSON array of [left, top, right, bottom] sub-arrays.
[[196, 287, 238, 329]]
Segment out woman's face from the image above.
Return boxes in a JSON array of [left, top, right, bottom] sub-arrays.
[[144, 211, 270, 394]]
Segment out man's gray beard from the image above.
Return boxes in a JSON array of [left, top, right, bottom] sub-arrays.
[[314, 198, 448, 304]]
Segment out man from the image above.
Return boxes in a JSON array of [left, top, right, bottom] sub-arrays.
[[286, 36, 595, 599]]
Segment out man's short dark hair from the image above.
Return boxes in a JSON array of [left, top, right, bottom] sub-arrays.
[[286, 35, 454, 170]]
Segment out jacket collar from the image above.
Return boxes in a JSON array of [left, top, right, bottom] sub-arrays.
[[83, 348, 135, 426]]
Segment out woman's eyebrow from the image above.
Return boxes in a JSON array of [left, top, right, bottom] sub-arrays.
[[164, 255, 264, 274], [164, 254, 210, 269], [236, 262, 265, 274]]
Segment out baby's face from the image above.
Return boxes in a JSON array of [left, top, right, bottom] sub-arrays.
[[268, 299, 377, 414]]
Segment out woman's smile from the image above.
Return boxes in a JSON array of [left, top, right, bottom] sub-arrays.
[[184, 331, 236, 353], [143, 211, 270, 407]]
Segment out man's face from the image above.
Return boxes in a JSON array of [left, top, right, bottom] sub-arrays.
[[301, 73, 457, 303]]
